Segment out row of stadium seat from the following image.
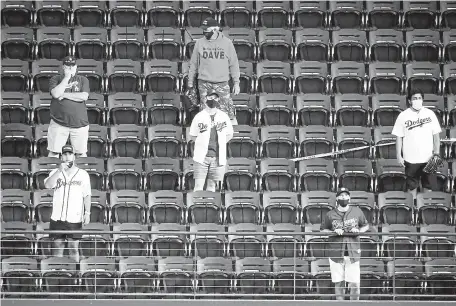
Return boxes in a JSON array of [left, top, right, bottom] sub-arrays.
[[3, 27, 456, 63], [2, 189, 453, 225], [2, 0, 456, 30], [3, 92, 456, 128], [2, 256, 455, 299]]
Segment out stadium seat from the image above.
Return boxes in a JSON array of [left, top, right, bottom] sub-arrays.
[[73, 27, 108, 61], [232, 94, 257, 126], [301, 191, 336, 226], [1, 1, 33, 27], [1, 124, 32, 158], [1, 92, 29, 124], [1, 257, 38, 296], [106, 59, 141, 93], [150, 224, 187, 257], [417, 192, 452, 225], [450, 128, 456, 158], [85, 124, 108, 158], [386, 259, 424, 299], [87, 190, 108, 223], [235, 60, 255, 94], [189, 223, 226, 258], [144, 59, 179, 93], [256, 0, 291, 28], [444, 63, 456, 96], [110, 27, 145, 60], [263, 191, 299, 224], [298, 158, 334, 192], [260, 159, 296, 192], [31, 59, 61, 93], [349, 191, 376, 225], [31, 157, 60, 190], [145, 158, 180, 192], [296, 94, 332, 126], [293, 1, 327, 29], [369, 29, 404, 62], [107, 157, 143, 190], [224, 158, 257, 192], [381, 224, 419, 259], [40, 257, 78, 296], [146, 1, 179, 27], [257, 61, 291, 94], [332, 29, 367, 62], [369, 62, 404, 95], [329, 0, 364, 29], [157, 257, 194, 295], [372, 94, 407, 126], [331, 61, 366, 95], [441, 1, 456, 29], [183, 27, 205, 60], [80, 256, 117, 294], [359, 259, 386, 299], [119, 257, 156, 296], [1, 157, 29, 190], [228, 125, 259, 159], [32, 190, 53, 223], [219, 1, 254, 28], [1, 59, 29, 92], [1, 27, 34, 60], [298, 126, 334, 158], [366, 1, 401, 29], [84, 93, 105, 125], [147, 27, 182, 61], [334, 94, 369, 126], [1, 222, 34, 257], [110, 191, 146, 224], [223, 28, 257, 62], [228, 223, 265, 258], [259, 94, 294, 126], [406, 29, 440, 62], [406, 62, 441, 95], [378, 191, 414, 225], [75, 157, 105, 191], [403, 0, 438, 29], [295, 29, 330, 62], [424, 259, 456, 299], [182, 158, 195, 191], [261, 126, 296, 158], [302, 224, 327, 260], [266, 223, 303, 258], [235, 257, 272, 296], [420, 225, 456, 259], [374, 126, 396, 159], [34, 124, 51, 157], [1, 190, 30, 223], [310, 258, 333, 297], [336, 126, 371, 159], [293, 61, 329, 95], [31, 93, 51, 125], [375, 160, 408, 193], [148, 125, 182, 158], [337, 159, 373, 192], [108, 0, 143, 27], [443, 30, 456, 62], [35, 1, 69, 27], [183, 0, 217, 27], [107, 93, 142, 125], [148, 190, 184, 224], [110, 125, 145, 158], [273, 258, 310, 296], [113, 223, 149, 257], [72, 0, 106, 27], [146, 93, 181, 126], [34, 221, 52, 258], [259, 29, 292, 62], [197, 257, 233, 296], [225, 191, 261, 224], [36, 27, 70, 60], [186, 191, 222, 224], [74, 59, 104, 93]]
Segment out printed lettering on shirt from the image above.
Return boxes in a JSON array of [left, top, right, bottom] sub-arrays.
[[332, 218, 358, 230], [202, 46, 226, 60], [198, 123, 208, 133], [55, 178, 83, 189], [215, 121, 227, 132], [405, 117, 432, 130]]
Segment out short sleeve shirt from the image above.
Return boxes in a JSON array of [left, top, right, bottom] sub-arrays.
[[392, 107, 441, 163], [49, 74, 90, 128]]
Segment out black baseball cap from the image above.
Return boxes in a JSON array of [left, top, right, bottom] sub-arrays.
[[62, 144, 74, 154], [201, 17, 219, 30], [336, 187, 350, 197], [62, 56, 76, 66]]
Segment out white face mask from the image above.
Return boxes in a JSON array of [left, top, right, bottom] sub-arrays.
[[411, 99, 423, 111]]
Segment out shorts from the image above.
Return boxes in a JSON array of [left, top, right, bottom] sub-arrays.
[[194, 157, 226, 182], [47, 119, 89, 155], [198, 81, 236, 120], [329, 256, 360, 284], [404, 161, 438, 190], [49, 219, 83, 240]]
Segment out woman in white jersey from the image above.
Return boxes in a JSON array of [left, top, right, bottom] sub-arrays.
[[44, 144, 92, 262], [392, 89, 441, 198]]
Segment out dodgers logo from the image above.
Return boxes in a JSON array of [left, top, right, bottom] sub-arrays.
[[198, 123, 208, 133], [405, 117, 432, 130]]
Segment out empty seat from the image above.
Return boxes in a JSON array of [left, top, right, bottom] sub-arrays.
[[295, 29, 330, 62], [32, 93, 52, 125], [424, 259, 456, 299], [1, 157, 29, 190], [72, 0, 107, 27], [378, 191, 414, 225], [257, 61, 291, 94], [293, 61, 328, 94], [75, 157, 105, 191], [266, 224, 303, 258], [332, 29, 367, 62], [256, 0, 290, 28], [1, 59, 29, 92], [372, 94, 407, 126], [349, 191, 376, 225], [110, 191, 146, 224], [151, 224, 186, 256], [228, 223, 265, 258], [329, 1, 364, 29], [119, 257, 156, 296], [336, 126, 371, 159], [107, 157, 143, 190], [296, 94, 332, 126], [106, 59, 141, 93], [224, 158, 257, 192], [1, 92, 29, 124], [32, 190, 53, 223], [1, 124, 32, 158], [145, 158, 180, 191], [259, 29, 292, 62], [444, 63, 456, 95], [197, 257, 233, 296], [1, 257, 38, 296], [374, 126, 396, 159], [108, 0, 143, 27], [235, 61, 255, 94], [189, 223, 226, 258], [298, 158, 334, 192], [183, 27, 205, 60], [261, 126, 296, 158], [235, 257, 272, 296], [228, 125, 259, 158], [31, 59, 60, 92], [1, 1, 33, 27], [110, 125, 145, 159], [147, 27, 182, 61], [381, 225, 419, 259], [224, 28, 256, 62], [369, 29, 404, 62], [107, 93, 142, 125], [182, 0, 216, 27], [144, 59, 179, 93], [337, 159, 373, 192], [366, 1, 401, 29], [1, 190, 30, 223], [87, 125, 108, 158], [293, 1, 327, 28], [406, 30, 440, 62], [87, 191, 108, 223], [40, 257, 78, 295], [219, 1, 254, 28], [1, 27, 34, 60], [157, 257, 194, 295], [417, 192, 452, 225], [443, 31, 456, 62], [301, 191, 336, 225], [34, 222, 53, 260], [74, 27, 108, 60], [375, 160, 408, 193], [1, 222, 34, 257], [182, 158, 195, 191], [420, 225, 456, 259], [259, 93, 294, 126], [148, 125, 182, 158], [298, 126, 334, 158], [331, 61, 366, 94], [406, 62, 441, 96], [110, 27, 145, 60], [334, 94, 369, 126], [113, 223, 149, 257], [310, 258, 333, 296], [273, 258, 310, 295], [260, 159, 296, 192], [148, 190, 184, 224], [146, 0, 180, 27], [186, 191, 222, 224], [369, 62, 404, 95], [263, 191, 299, 224], [75, 59, 103, 93], [225, 191, 261, 224], [80, 257, 116, 295], [146, 93, 181, 126], [35, 1, 69, 27], [386, 259, 424, 298], [36, 27, 70, 60], [403, 0, 438, 29], [231, 94, 257, 126], [34, 124, 50, 157], [359, 259, 386, 299]]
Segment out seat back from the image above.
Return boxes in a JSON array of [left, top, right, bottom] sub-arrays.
[[403, 1, 438, 29], [219, 1, 254, 28], [332, 29, 367, 62], [337, 159, 373, 192], [182, 1, 217, 27], [298, 126, 334, 157], [1, 157, 29, 191], [36, 27, 70, 60], [295, 29, 330, 61], [151, 224, 186, 256], [301, 191, 336, 225], [256, 0, 291, 28], [225, 191, 261, 224], [257, 61, 291, 94], [258, 29, 292, 61], [334, 94, 369, 126], [1, 59, 29, 92], [1, 27, 34, 60], [406, 62, 441, 95], [223, 28, 256, 61], [148, 27, 182, 60], [258, 94, 293, 126], [106, 59, 141, 93], [148, 190, 183, 224], [186, 191, 222, 224], [111, 27, 144, 60], [261, 126, 296, 158], [369, 62, 404, 94], [144, 60, 179, 93], [296, 94, 331, 126], [108, 93, 143, 125], [148, 125, 182, 157], [263, 191, 299, 224], [294, 61, 328, 94], [107, 157, 143, 190], [1, 190, 31, 222], [369, 29, 404, 62], [372, 94, 406, 126], [331, 61, 365, 94]]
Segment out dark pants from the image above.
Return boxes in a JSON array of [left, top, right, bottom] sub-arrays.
[[404, 161, 438, 191], [49, 219, 83, 240]]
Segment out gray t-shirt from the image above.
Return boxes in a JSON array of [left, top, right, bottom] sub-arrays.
[[206, 114, 218, 157], [49, 74, 90, 128]]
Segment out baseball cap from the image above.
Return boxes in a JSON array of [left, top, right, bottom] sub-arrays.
[[336, 187, 350, 197], [62, 56, 76, 66], [201, 17, 219, 30], [62, 144, 74, 154]]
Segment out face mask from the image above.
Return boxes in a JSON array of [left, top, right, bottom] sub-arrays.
[[204, 31, 214, 40], [337, 199, 349, 207], [206, 99, 217, 109], [411, 99, 423, 111]]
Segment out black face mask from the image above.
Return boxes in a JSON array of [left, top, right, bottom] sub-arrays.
[[204, 31, 214, 40], [206, 99, 217, 108], [337, 199, 349, 207]]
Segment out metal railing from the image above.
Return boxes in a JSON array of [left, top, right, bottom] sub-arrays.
[[1, 229, 456, 300]]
